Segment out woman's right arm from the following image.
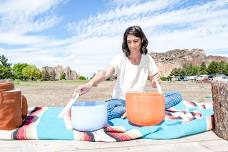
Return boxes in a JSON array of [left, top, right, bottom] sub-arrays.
[[73, 66, 115, 96]]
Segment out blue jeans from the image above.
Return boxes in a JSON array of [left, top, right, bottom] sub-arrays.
[[105, 99, 125, 120]]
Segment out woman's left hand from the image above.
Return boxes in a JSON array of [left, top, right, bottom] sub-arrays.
[[150, 73, 160, 88]]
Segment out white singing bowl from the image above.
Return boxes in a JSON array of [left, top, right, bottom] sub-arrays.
[[71, 101, 107, 131]]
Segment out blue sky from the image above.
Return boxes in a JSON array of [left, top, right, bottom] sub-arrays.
[[0, 0, 228, 77]]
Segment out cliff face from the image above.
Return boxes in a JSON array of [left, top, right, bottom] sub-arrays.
[[41, 65, 78, 80], [150, 49, 227, 76], [206, 55, 228, 64]]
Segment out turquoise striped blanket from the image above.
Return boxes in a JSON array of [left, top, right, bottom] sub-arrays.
[[0, 100, 214, 142]]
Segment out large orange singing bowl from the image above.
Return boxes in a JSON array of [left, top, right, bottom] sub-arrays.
[[126, 92, 165, 126]]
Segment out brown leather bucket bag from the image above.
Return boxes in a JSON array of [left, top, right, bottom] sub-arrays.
[[0, 81, 28, 130]]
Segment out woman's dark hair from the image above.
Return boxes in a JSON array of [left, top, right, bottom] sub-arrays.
[[122, 26, 148, 57]]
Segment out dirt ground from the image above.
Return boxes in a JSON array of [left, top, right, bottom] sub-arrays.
[[15, 80, 212, 107]]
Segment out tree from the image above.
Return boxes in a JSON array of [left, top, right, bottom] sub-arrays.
[[170, 68, 182, 76], [12, 63, 28, 80], [192, 65, 200, 75], [0, 55, 13, 79], [169, 61, 227, 77], [217, 61, 226, 74], [0, 65, 12, 79], [160, 76, 171, 81], [184, 64, 193, 76], [207, 61, 218, 75], [22, 65, 42, 80], [78, 75, 87, 80], [60, 73, 66, 80], [199, 62, 207, 75], [224, 63, 228, 76], [179, 69, 186, 76], [0, 55, 11, 67]]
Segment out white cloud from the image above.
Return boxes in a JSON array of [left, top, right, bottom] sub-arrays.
[[0, 0, 65, 46], [0, 0, 62, 34], [67, 0, 181, 36], [0, 32, 48, 45], [0, 0, 59, 13], [0, 31, 72, 48]]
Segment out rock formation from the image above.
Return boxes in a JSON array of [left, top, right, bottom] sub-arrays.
[[150, 49, 227, 76], [206, 55, 228, 64], [41, 65, 78, 80]]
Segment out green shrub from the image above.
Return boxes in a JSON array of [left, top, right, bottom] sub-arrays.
[[78, 75, 87, 80], [0, 65, 13, 79], [12, 63, 29, 80], [60, 73, 66, 80], [160, 76, 171, 81], [22, 65, 42, 80]]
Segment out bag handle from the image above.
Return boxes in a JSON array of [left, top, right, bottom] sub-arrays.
[[0, 92, 2, 104], [154, 79, 163, 95]]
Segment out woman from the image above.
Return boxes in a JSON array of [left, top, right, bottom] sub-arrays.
[[73, 26, 159, 119]]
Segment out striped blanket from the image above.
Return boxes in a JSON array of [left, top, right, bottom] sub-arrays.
[[0, 100, 214, 142]]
